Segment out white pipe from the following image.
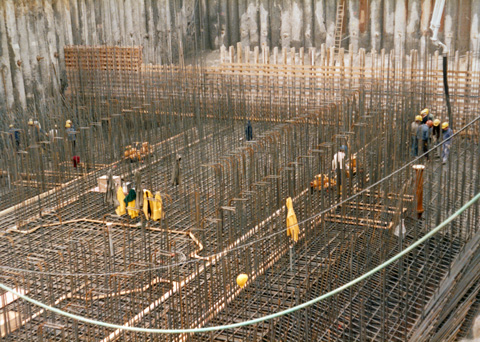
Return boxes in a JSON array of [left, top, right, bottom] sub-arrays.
[[429, 0, 449, 55], [430, 0, 445, 41]]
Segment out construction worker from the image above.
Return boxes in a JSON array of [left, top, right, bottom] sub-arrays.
[[332, 146, 346, 194], [65, 119, 76, 131], [420, 108, 434, 124], [411, 115, 422, 156], [245, 120, 253, 141], [171, 154, 182, 186], [417, 120, 432, 161], [8, 124, 20, 150], [432, 119, 441, 158], [432, 119, 441, 141], [65, 120, 76, 153], [27, 119, 47, 147], [441, 122, 453, 164], [49, 124, 59, 144]]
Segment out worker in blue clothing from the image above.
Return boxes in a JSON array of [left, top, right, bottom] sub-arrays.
[[411, 115, 422, 157], [245, 120, 253, 141], [417, 120, 433, 161], [65, 119, 77, 153], [8, 124, 20, 150], [441, 122, 453, 164], [340, 144, 348, 158]]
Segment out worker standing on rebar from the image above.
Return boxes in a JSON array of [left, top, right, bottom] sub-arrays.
[[171, 154, 181, 186], [332, 146, 346, 195], [441, 122, 453, 165], [411, 115, 422, 157], [432, 119, 441, 158], [65, 120, 76, 153], [49, 124, 59, 144], [432, 119, 441, 142], [245, 120, 253, 141], [417, 120, 433, 161], [420, 108, 434, 124], [8, 124, 20, 151], [27, 119, 47, 148]]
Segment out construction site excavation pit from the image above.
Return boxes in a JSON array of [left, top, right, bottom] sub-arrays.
[[2, 1, 480, 341]]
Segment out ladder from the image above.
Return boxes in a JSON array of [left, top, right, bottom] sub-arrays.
[[334, 1, 345, 53]]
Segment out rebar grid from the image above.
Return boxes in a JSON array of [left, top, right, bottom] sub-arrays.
[[1, 46, 480, 342]]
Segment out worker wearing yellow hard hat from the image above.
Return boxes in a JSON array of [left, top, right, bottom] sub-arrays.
[[420, 108, 434, 124], [65, 119, 77, 155], [430, 119, 442, 158], [432, 119, 441, 140], [411, 115, 422, 156], [441, 122, 453, 164], [8, 123, 20, 150]]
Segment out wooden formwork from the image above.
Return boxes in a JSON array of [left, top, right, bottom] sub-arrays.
[[65, 44, 480, 127], [64, 45, 143, 71]]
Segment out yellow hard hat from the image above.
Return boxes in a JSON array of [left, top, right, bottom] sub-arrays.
[[433, 119, 441, 127], [65, 122, 71, 128], [236, 273, 248, 288], [441, 122, 449, 130], [66, 120, 72, 124], [421, 108, 429, 116], [415, 115, 422, 122], [9, 124, 14, 128], [28, 119, 34, 126]]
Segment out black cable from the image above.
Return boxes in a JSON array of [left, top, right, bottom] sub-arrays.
[[443, 55, 452, 128]]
